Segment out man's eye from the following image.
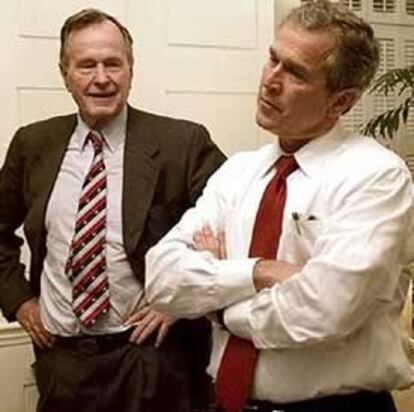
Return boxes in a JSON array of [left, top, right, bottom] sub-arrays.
[[78, 62, 96, 70], [284, 64, 306, 81], [291, 70, 307, 81], [105, 59, 123, 68]]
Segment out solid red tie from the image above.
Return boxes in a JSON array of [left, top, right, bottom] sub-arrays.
[[65, 130, 110, 327], [215, 155, 299, 412]]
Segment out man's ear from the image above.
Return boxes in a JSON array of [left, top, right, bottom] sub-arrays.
[[59, 63, 70, 91], [328, 88, 361, 118]]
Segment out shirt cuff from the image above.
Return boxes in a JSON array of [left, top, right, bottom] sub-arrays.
[[215, 258, 257, 308], [224, 298, 253, 340]]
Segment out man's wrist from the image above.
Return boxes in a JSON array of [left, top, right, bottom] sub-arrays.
[[252, 258, 266, 291]]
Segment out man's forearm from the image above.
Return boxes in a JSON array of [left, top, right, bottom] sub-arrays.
[[253, 259, 302, 291]]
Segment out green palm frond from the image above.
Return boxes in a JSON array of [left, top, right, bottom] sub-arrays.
[[370, 66, 414, 96], [362, 66, 414, 139], [362, 97, 412, 139]]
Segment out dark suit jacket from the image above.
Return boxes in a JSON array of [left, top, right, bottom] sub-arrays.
[[0, 105, 225, 405]]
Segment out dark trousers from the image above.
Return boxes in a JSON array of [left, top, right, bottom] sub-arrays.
[[215, 390, 397, 412], [33, 330, 193, 412]]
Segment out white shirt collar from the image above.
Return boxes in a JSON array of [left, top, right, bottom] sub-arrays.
[[266, 121, 352, 178], [74, 106, 128, 152]]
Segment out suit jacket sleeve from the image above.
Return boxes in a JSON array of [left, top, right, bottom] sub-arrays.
[[185, 123, 226, 205], [0, 128, 34, 321]]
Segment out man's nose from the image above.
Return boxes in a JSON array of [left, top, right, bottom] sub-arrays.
[[265, 80, 282, 94], [94, 64, 110, 84], [264, 64, 283, 93]]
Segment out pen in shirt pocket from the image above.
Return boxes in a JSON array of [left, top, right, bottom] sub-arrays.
[[291, 212, 317, 235]]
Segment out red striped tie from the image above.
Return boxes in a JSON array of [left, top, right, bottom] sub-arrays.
[[65, 130, 110, 327], [215, 155, 299, 412]]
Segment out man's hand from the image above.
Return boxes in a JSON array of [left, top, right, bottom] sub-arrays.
[[193, 224, 226, 259], [253, 260, 302, 291], [124, 306, 173, 348], [15, 297, 55, 349]]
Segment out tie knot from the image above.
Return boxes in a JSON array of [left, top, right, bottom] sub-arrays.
[[275, 155, 298, 180], [87, 130, 104, 153]]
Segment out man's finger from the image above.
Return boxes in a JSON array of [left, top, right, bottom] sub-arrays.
[[130, 317, 158, 345], [136, 320, 158, 345], [29, 328, 48, 349], [128, 310, 157, 342], [32, 324, 54, 349], [202, 224, 214, 237], [218, 230, 226, 259], [192, 231, 204, 250], [124, 306, 150, 325], [34, 331, 53, 349], [155, 322, 170, 348]]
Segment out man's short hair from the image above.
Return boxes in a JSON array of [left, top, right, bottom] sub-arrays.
[[281, 0, 380, 93], [59, 8, 134, 70]]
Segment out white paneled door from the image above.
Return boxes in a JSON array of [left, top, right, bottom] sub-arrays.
[[128, 0, 274, 155]]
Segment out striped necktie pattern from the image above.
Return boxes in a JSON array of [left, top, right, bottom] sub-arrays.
[[65, 130, 110, 327]]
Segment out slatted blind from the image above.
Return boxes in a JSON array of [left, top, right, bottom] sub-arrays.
[[339, 0, 362, 11], [372, 0, 396, 13], [372, 38, 397, 131], [345, 0, 364, 131], [406, 0, 414, 15], [301, 0, 362, 10], [341, 101, 365, 132], [404, 40, 414, 138]]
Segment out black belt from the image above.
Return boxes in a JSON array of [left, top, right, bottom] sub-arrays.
[[233, 390, 396, 412], [53, 328, 134, 354]]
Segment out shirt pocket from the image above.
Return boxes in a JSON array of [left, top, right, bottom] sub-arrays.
[[282, 214, 324, 263]]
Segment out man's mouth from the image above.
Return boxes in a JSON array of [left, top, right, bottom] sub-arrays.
[[259, 96, 280, 112], [89, 92, 116, 98]]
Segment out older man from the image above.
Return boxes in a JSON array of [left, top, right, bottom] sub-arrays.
[[146, 1, 414, 412], [0, 8, 225, 412]]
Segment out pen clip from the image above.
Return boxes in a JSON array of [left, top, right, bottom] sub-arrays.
[[292, 212, 301, 235]]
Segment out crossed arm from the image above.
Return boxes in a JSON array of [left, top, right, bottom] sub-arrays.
[[192, 225, 300, 293], [191, 225, 301, 331]]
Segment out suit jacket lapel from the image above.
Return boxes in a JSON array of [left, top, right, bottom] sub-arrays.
[[123, 107, 160, 255], [27, 115, 77, 289]]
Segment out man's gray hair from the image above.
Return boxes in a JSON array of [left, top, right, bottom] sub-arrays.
[[59, 8, 134, 71]]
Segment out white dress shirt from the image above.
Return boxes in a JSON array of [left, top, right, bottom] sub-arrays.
[[40, 108, 144, 336], [146, 122, 414, 402]]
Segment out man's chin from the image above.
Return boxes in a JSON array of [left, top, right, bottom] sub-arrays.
[[256, 112, 280, 133], [83, 109, 119, 128]]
